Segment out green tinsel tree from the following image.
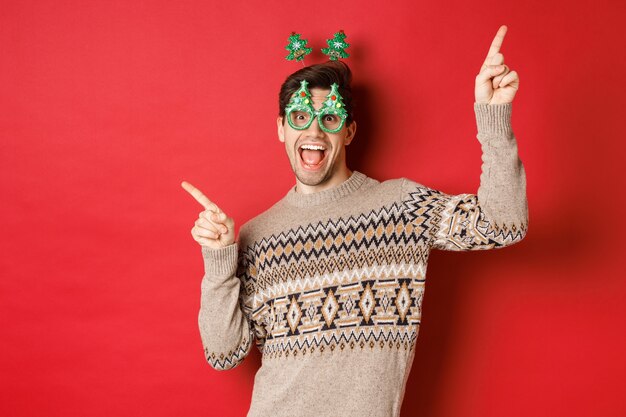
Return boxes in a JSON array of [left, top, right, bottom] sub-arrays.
[[321, 30, 350, 61], [285, 32, 312, 62]]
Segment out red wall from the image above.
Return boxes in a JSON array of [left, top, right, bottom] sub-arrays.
[[1, 1, 624, 416]]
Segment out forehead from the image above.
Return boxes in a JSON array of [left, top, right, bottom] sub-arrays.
[[309, 87, 331, 110]]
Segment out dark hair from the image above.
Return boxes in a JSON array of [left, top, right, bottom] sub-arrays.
[[278, 60, 354, 125]]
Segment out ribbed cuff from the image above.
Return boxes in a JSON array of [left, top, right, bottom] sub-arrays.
[[474, 102, 513, 138], [202, 243, 239, 278]]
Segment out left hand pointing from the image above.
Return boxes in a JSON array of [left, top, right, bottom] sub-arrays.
[[475, 25, 520, 105]]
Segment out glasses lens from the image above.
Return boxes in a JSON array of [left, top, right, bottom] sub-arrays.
[[289, 111, 311, 129], [319, 113, 343, 132]]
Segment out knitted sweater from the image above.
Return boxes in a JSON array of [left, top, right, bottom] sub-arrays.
[[198, 103, 528, 417]]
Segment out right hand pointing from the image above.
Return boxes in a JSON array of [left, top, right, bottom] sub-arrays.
[[181, 181, 235, 249]]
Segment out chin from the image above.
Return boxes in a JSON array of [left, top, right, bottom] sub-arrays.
[[294, 168, 331, 186], [287, 148, 345, 189]]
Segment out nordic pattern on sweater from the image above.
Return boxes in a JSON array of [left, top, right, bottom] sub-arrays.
[[204, 177, 527, 367]]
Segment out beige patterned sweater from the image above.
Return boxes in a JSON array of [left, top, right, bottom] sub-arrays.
[[198, 103, 528, 417]]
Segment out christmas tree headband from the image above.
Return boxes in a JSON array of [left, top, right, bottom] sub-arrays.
[[284, 31, 350, 133], [285, 30, 350, 63]]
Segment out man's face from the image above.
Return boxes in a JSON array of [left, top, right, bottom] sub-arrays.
[[277, 87, 357, 188]]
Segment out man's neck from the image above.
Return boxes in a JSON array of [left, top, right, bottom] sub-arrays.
[[295, 168, 353, 195]]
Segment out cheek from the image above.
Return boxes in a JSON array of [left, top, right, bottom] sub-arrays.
[[329, 134, 348, 149], [282, 136, 299, 155]]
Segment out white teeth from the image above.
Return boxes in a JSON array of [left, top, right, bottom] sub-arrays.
[[300, 144, 326, 151]]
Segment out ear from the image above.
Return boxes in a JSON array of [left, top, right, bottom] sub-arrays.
[[344, 120, 357, 146], [277, 116, 285, 143]]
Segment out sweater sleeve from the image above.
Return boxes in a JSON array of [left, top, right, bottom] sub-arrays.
[[401, 102, 528, 251], [197, 241, 259, 370]]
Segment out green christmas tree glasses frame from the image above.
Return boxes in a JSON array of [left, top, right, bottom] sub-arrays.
[[285, 80, 348, 134]]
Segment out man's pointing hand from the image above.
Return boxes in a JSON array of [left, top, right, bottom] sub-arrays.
[[475, 25, 520, 105], [181, 181, 235, 248]]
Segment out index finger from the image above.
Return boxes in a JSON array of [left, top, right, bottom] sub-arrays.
[[482, 25, 507, 67], [181, 181, 221, 212]]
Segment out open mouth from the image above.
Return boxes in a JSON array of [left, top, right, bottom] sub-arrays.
[[298, 143, 328, 170]]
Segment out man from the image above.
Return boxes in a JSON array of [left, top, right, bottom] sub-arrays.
[[182, 25, 527, 417]]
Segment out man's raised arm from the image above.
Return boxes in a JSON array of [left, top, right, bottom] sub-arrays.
[[441, 25, 528, 250], [402, 25, 528, 251]]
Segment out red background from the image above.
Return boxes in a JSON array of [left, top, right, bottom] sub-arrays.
[[2, 1, 625, 416]]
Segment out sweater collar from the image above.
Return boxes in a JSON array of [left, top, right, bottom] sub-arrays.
[[283, 171, 367, 208]]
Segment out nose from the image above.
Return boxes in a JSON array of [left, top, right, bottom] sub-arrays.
[[303, 115, 324, 137]]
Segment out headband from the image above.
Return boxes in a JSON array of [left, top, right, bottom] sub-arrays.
[[283, 31, 351, 133], [285, 30, 350, 63]]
